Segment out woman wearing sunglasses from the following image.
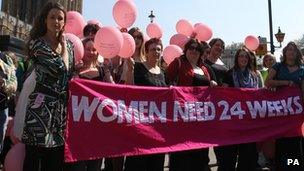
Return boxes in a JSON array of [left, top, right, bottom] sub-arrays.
[[166, 38, 216, 171]]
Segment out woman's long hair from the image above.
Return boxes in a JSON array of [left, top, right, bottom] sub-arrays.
[[233, 47, 255, 72], [26, 2, 66, 54], [281, 42, 303, 66], [128, 27, 145, 61]]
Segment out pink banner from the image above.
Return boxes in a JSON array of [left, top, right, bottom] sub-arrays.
[[65, 78, 304, 162]]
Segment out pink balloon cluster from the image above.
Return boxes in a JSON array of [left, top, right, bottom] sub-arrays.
[[244, 35, 260, 51], [113, 0, 137, 28], [172, 19, 213, 44], [65, 11, 86, 36], [94, 26, 135, 59]]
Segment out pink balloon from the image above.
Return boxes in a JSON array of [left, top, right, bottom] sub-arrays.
[[119, 33, 136, 58], [113, 0, 137, 28], [170, 34, 190, 50], [87, 19, 102, 27], [65, 11, 86, 36], [194, 23, 201, 28], [194, 23, 213, 41], [94, 26, 123, 58], [176, 19, 194, 37], [76, 32, 84, 39], [245, 35, 260, 51], [5, 143, 25, 171], [146, 23, 163, 39], [65, 33, 84, 62], [163, 45, 183, 65]]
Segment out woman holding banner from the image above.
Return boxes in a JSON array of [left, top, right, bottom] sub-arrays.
[[124, 38, 166, 171], [166, 38, 216, 171], [77, 37, 113, 83], [265, 42, 304, 171], [224, 47, 263, 171], [65, 37, 113, 171], [12, 2, 74, 171], [120, 27, 146, 85]]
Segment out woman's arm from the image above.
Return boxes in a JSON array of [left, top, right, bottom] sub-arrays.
[[60, 35, 69, 70], [265, 68, 292, 88]]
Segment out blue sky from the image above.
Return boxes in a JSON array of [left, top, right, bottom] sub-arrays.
[[83, 0, 304, 50]]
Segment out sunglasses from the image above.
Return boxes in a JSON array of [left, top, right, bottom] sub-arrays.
[[188, 46, 201, 52]]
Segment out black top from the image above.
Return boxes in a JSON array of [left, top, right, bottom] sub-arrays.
[[192, 73, 210, 86], [202, 62, 216, 81], [134, 62, 166, 87], [205, 59, 229, 86], [78, 66, 105, 81]]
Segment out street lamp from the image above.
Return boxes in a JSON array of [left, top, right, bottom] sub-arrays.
[[148, 10, 155, 23], [268, 0, 285, 54], [275, 27, 285, 47]]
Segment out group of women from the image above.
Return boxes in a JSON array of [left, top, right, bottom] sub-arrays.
[[0, 1, 302, 171]]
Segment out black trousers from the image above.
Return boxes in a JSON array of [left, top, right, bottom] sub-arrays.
[[169, 149, 210, 171], [104, 157, 124, 171], [275, 137, 304, 171], [64, 159, 103, 171], [23, 145, 64, 171], [214, 143, 258, 171], [124, 153, 165, 171]]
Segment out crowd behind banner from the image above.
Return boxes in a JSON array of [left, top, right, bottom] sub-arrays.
[[0, 1, 303, 171]]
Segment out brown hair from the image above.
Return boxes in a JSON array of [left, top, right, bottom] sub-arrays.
[[144, 38, 163, 54], [83, 24, 100, 37], [233, 47, 254, 71], [209, 38, 225, 51], [183, 38, 203, 55], [27, 1, 66, 54], [128, 27, 145, 61], [282, 42, 303, 66], [82, 37, 94, 47]]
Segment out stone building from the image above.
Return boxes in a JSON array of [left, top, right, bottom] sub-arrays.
[[0, 0, 83, 57]]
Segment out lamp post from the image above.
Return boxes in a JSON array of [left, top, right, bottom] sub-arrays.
[[268, 0, 285, 54], [148, 10, 155, 23], [275, 27, 285, 47]]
